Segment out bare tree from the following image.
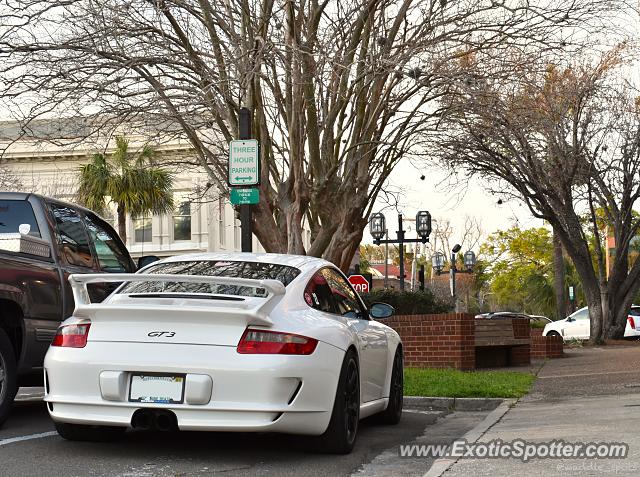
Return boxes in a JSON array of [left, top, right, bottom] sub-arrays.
[[0, 164, 21, 191], [552, 227, 568, 320], [433, 47, 640, 341], [0, 0, 624, 269], [427, 215, 482, 264]]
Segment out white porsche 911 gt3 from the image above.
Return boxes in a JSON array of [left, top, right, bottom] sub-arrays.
[[44, 253, 403, 454]]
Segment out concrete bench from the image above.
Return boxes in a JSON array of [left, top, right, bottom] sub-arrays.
[[475, 319, 530, 367]]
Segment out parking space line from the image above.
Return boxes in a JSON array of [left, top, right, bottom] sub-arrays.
[[0, 431, 57, 447]]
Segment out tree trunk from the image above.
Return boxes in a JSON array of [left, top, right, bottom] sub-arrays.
[[584, 283, 604, 345], [117, 203, 127, 244], [553, 220, 604, 344], [552, 228, 567, 320], [607, 304, 631, 339], [604, 281, 636, 340]]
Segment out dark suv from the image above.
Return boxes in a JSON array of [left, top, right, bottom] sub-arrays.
[[0, 192, 137, 425]]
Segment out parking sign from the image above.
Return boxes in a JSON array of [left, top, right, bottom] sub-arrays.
[[229, 139, 259, 186]]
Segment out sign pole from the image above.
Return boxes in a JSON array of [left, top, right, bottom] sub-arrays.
[[238, 107, 253, 253]]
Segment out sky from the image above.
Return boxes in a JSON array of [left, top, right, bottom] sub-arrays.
[[363, 158, 544, 248]]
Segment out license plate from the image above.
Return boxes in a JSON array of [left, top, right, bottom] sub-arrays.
[[129, 374, 185, 404]]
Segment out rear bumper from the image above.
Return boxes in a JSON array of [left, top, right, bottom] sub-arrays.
[[44, 341, 344, 435], [624, 327, 640, 338]]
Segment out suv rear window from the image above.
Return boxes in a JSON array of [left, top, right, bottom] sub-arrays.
[[0, 200, 41, 238], [120, 260, 301, 297]]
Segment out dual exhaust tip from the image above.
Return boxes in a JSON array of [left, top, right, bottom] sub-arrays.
[[131, 409, 178, 432]]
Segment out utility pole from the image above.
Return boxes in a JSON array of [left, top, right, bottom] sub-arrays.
[[238, 107, 253, 252]]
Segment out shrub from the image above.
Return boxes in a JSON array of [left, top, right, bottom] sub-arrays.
[[360, 288, 452, 316]]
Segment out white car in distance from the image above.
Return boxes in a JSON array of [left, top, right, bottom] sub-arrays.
[[542, 306, 640, 340], [44, 253, 403, 454]]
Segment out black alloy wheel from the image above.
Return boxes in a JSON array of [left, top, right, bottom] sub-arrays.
[[344, 357, 359, 443], [379, 348, 403, 424]]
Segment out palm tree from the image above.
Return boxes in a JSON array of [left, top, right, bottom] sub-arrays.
[[77, 136, 174, 243]]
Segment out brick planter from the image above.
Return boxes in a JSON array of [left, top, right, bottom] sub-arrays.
[[386, 314, 536, 369], [532, 334, 564, 359], [386, 313, 475, 370]]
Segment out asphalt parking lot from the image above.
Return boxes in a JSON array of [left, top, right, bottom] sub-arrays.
[[0, 390, 490, 477]]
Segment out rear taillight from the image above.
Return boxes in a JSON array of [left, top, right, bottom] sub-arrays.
[[237, 329, 318, 355], [51, 323, 91, 348], [630, 316, 636, 329]]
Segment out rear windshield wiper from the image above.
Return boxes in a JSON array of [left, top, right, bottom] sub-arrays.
[[127, 293, 246, 301]]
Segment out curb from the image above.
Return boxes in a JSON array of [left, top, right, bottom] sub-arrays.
[[422, 399, 516, 477], [404, 396, 504, 412]]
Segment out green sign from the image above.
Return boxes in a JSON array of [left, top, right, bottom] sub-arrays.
[[230, 188, 259, 205], [229, 139, 259, 186]]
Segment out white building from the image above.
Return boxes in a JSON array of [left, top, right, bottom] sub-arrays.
[[0, 120, 291, 258]]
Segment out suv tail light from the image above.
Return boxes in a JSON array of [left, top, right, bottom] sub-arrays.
[[629, 316, 636, 329], [51, 323, 91, 348], [237, 329, 318, 355]]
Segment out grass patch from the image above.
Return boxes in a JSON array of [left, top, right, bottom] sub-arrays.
[[404, 368, 536, 398]]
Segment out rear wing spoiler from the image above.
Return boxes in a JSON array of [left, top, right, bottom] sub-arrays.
[[68, 273, 286, 326]]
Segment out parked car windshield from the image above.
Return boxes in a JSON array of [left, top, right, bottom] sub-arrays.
[[119, 260, 301, 298]]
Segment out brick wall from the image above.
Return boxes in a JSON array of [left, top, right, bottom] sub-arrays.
[[386, 314, 539, 369], [511, 318, 531, 366], [386, 313, 475, 370], [532, 334, 564, 359], [512, 318, 531, 339]]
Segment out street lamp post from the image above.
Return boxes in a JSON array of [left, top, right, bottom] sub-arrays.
[[450, 244, 462, 311], [370, 211, 432, 291], [432, 245, 476, 312]]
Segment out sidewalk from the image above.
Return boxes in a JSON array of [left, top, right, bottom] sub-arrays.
[[439, 346, 640, 476]]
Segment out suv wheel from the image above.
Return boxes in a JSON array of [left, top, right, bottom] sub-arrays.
[[0, 329, 17, 427]]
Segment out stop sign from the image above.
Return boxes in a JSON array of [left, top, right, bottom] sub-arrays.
[[348, 274, 370, 293]]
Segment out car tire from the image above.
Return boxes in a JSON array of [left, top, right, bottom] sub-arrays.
[[54, 422, 126, 442], [546, 331, 561, 338], [0, 329, 18, 428], [379, 347, 403, 425], [316, 349, 360, 454]]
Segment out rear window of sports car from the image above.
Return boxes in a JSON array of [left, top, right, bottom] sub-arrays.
[[119, 260, 301, 297]]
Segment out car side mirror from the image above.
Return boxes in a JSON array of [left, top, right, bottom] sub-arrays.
[[137, 255, 160, 270], [566, 317, 574, 323], [369, 302, 395, 320]]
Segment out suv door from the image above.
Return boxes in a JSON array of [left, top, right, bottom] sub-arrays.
[[321, 268, 389, 403]]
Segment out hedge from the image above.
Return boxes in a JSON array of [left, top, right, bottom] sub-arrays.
[[360, 288, 452, 315]]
